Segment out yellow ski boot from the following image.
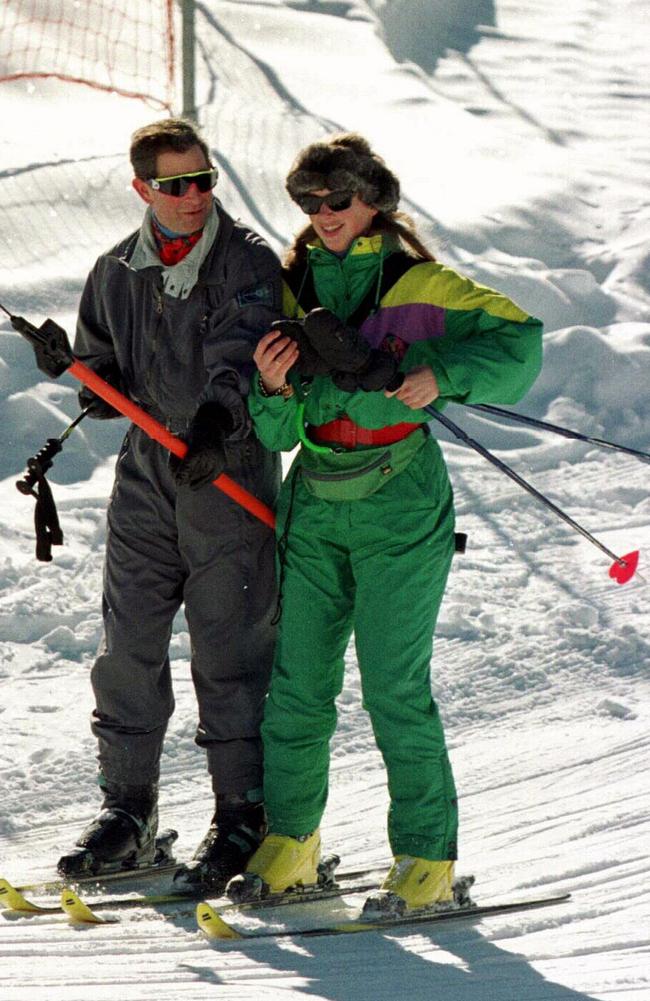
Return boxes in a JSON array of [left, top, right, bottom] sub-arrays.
[[363, 856, 455, 916], [226, 830, 321, 902]]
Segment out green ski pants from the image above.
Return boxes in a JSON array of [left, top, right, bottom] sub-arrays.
[[262, 437, 459, 860]]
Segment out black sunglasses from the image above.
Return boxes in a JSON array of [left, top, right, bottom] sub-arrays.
[[147, 167, 219, 197], [295, 190, 355, 215]]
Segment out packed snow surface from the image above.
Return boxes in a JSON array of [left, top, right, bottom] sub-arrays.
[[0, 0, 649, 998]]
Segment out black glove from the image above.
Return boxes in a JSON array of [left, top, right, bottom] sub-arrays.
[[302, 308, 373, 372], [270, 319, 331, 377], [78, 359, 124, 419], [331, 352, 403, 393], [172, 402, 232, 490], [301, 309, 404, 392]]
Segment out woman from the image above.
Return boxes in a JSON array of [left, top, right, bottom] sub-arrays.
[[228, 134, 543, 914]]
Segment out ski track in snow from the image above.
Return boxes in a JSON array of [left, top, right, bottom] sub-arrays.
[[1, 0, 649, 998]]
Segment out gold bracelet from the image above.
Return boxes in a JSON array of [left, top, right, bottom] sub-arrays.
[[258, 374, 294, 399], [277, 381, 294, 399]]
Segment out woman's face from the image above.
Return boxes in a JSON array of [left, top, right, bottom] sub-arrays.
[[309, 190, 378, 254]]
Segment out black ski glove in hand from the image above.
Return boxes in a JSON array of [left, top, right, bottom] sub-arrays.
[[331, 352, 403, 393], [78, 359, 124, 419], [172, 402, 232, 490], [302, 308, 373, 372], [301, 309, 403, 391], [270, 319, 331, 377]]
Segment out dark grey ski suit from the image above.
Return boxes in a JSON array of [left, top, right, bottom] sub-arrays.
[[74, 199, 282, 794]]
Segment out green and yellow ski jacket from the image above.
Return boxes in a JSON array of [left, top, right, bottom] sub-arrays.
[[249, 234, 543, 451]]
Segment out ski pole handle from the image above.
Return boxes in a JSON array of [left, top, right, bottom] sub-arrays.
[[15, 409, 91, 496], [16, 438, 64, 495]]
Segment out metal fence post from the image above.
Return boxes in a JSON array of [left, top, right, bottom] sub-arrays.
[[180, 0, 196, 121]]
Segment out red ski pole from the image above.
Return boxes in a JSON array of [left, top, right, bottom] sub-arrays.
[[4, 304, 276, 531]]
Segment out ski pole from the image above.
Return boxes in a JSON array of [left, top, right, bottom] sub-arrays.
[[15, 407, 90, 496], [424, 404, 639, 585], [467, 403, 650, 465], [2, 302, 276, 530]]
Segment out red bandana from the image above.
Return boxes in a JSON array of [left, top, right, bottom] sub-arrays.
[[152, 216, 204, 266]]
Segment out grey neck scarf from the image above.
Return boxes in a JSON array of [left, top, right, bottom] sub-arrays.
[[130, 201, 220, 299]]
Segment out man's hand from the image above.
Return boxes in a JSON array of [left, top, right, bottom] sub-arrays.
[[384, 366, 440, 408], [78, 359, 124, 419], [172, 402, 232, 490]]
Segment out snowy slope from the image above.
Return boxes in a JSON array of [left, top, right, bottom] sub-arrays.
[[1, 0, 649, 998]]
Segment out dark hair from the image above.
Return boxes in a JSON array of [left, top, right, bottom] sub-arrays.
[[284, 210, 436, 269], [129, 118, 211, 179]]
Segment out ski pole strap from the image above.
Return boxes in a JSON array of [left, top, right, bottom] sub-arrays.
[[16, 412, 91, 561], [27, 458, 64, 562]]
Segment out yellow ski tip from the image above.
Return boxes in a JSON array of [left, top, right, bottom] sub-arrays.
[[0, 878, 52, 913], [331, 921, 379, 934], [60, 888, 111, 924], [196, 902, 244, 940]]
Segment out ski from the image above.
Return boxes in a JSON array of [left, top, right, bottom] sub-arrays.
[[196, 891, 572, 941], [10, 828, 181, 894], [57, 873, 383, 925], [60, 888, 119, 925], [8, 862, 181, 898], [1, 858, 387, 919], [10, 841, 387, 898], [0, 856, 180, 904]]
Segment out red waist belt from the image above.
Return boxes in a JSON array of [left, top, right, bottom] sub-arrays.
[[310, 416, 424, 448]]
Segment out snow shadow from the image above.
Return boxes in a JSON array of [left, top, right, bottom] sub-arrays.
[[184, 914, 601, 1001], [196, 1, 342, 131], [372, 0, 496, 74]]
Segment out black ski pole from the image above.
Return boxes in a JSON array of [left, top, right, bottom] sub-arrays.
[[467, 403, 650, 465], [424, 405, 639, 585]]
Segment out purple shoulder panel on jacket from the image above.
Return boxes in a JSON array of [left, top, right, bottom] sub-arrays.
[[361, 302, 446, 347]]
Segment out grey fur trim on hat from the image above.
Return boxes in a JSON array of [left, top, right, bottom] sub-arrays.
[[286, 134, 400, 213]]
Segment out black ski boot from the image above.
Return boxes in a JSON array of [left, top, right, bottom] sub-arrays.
[[172, 793, 267, 895], [57, 781, 159, 878]]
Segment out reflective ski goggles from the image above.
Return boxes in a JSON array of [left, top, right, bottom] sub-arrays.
[[146, 167, 219, 197], [295, 190, 355, 215]]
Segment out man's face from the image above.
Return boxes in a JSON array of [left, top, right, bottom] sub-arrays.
[[132, 143, 214, 235]]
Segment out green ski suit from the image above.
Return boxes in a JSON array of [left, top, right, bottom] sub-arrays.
[[249, 234, 543, 860]]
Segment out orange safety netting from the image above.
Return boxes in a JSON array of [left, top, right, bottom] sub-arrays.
[[0, 0, 175, 110]]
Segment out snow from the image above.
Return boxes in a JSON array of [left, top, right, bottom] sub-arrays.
[[1, 0, 649, 998]]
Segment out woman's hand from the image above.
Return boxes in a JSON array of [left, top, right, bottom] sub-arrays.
[[253, 330, 300, 393], [384, 366, 440, 409]]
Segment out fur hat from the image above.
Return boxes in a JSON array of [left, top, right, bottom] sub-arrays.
[[286, 133, 400, 213]]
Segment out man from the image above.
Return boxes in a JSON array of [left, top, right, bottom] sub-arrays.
[[58, 119, 282, 893]]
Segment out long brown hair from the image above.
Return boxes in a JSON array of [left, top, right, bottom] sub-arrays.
[[283, 210, 436, 269]]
